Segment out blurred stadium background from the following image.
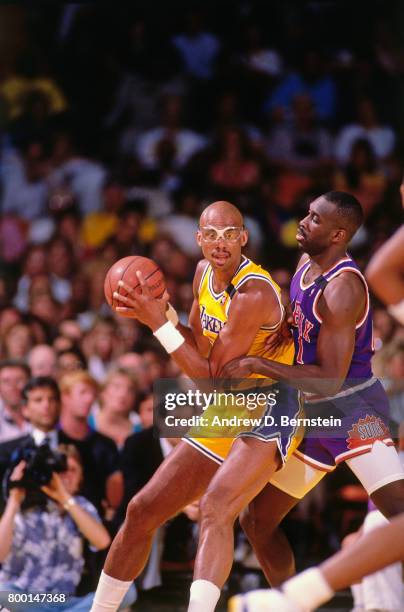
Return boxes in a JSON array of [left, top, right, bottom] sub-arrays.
[[0, 2, 403, 610]]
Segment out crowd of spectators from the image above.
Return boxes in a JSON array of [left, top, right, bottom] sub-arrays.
[[0, 1, 403, 603]]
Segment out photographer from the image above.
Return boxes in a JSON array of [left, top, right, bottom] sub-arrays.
[[0, 445, 116, 611], [0, 377, 136, 610], [0, 376, 65, 482]]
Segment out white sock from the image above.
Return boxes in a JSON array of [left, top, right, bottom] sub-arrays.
[[282, 568, 334, 611], [351, 582, 364, 610], [90, 570, 133, 611], [188, 579, 221, 612]]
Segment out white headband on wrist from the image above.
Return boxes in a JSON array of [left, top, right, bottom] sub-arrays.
[[153, 321, 185, 353]]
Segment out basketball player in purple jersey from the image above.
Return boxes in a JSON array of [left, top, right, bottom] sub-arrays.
[[229, 192, 404, 611], [222, 191, 404, 591]]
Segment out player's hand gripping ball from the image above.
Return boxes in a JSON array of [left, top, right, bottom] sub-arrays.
[[104, 256, 166, 318]]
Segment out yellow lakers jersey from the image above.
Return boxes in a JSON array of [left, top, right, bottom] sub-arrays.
[[198, 255, 294, 374]]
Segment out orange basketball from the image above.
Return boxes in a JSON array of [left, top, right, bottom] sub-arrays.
[[104, 256, 166, 314]]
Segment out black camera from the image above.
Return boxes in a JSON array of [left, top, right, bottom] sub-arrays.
[[2, 440, 67, 504]]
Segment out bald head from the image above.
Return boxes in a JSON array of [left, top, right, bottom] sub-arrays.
[[28, 344, 57, 377], [200, 201, 244, 228]]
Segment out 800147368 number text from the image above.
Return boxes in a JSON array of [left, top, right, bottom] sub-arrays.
[[6, 593, 67, 604]]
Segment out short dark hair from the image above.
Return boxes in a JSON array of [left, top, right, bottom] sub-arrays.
[[323, 191, 364, 237], [118, 200, 147, 219], [22, 376, 60, 402], [0, 360, 31, 378], [57, 346, 87, 370]]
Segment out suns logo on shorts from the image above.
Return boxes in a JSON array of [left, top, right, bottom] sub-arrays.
[[347, 414, 390, 450], [200, 305, 224, 335]]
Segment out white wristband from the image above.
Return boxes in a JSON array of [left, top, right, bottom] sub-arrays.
[[388, 299, 404, 324], [282, 568, 334, 611], [153, 321, 185, 354], [63, 497, 76, 511], [166, 303, 179, 327]]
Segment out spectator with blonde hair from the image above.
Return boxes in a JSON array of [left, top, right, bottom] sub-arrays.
[[90, 368, 139, 450], [115, 352, 150, 393], [59, 370, 122, 516], [85, 318, 119, 383]]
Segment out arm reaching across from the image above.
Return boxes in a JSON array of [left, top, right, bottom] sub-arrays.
[[222, 271, 365, 396], [114, 269, 282, 380]]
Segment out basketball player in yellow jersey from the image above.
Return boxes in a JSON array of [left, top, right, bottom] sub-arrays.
[[90, 201, 298, 612], [187, 245, 295, 461]]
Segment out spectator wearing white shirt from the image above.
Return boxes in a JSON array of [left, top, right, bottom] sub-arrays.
[[266, 94, 334, 172], [13, 244, 48, 313], [48, 131, 106, 216], [47, 236, 75, 304], [172, 10, 220, 81], [158, 191, 200, 258], [136, 94, 207, 171], [1, 141, 50, 221], [335, 97, 395, 164]]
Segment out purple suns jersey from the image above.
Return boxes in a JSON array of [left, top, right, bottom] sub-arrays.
[[290, 255, 374, 382]]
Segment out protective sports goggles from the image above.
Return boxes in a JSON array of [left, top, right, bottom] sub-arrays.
[[199, 225, 244, 243]]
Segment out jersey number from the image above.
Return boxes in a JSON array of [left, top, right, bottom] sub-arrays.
[[293, 301, 314, 364]]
